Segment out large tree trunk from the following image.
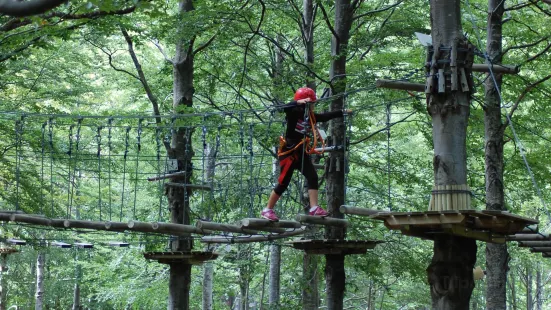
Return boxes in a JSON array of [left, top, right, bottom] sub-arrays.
[[325, 1, 353, 309], [168, 1, 195, 309], [35, 252, 45, 310], [484, 1, 508, 309], [426, 0, 477, 309]]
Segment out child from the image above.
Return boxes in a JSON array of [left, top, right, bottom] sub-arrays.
[[261, 87, 350, 221]]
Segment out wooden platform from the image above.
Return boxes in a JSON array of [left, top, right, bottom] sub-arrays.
[[371, 210, 538, 243], [286, 239, 382, 255], [143, 251, 218, 265]]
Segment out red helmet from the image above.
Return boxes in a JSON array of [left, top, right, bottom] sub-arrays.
[[294, 87, 317, 102]]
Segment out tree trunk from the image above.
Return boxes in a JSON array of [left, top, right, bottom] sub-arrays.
[[426, 0, 477, 309], [202, 262, 213, 310], [484, 1, 508, 309], [35, 252, 45, 310], [168, 1, 195, 309], [325, 0, 353, 308], [535, 263, 542, 310], [268, 244, 281, 307], [301, 2, 320, 307], [510, 272, 517, 310], [526, 267, 533, 310], [72, 283, 80, 310], [0, 254, 8, 310]]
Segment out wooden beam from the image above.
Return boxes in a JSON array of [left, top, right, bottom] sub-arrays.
[[376, 79, 425, 92], [339, 206, 380, 217], [471, 64, 519, 74], [506, 233, 550, 241], [165, 183, 212, 191], [518, 241, 551, 247], [3, 212, 212, 236], [200, 227, 306, 244], [147, 171, 187, 182], [295, 215, 348, 227], [530, 247, 551, 253], [240, 218, 302, 229]]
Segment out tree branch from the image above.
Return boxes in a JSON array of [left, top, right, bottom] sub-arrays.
[[319, 3, 339, 43], [193, 34, 217, 56], [503, 74, 551, 129], [0, 0, 66, 17], [522, 41, 551, 64], [120, 26, 162, 127], [352, 1, 403, 21], [502, 35, 550, 57], [151, 39, 174, 64]]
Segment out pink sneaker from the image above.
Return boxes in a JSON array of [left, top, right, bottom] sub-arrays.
[[309, 206, 328, 216], [261, 209, 279, 221]]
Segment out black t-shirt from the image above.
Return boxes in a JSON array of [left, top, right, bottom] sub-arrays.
[[281, 101, 344, 145]]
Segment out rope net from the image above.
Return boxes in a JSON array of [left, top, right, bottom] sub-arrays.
[[0, 111, 310, 227]]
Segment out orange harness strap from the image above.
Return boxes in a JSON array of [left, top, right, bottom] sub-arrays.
[[277, 109, 326, 157]]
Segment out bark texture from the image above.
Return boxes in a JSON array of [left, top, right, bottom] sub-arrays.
[[325, 0, 353, 308], [426, 0, 477, 308], [168, 1, 195, 309], [484, 0, 508, 309], [35, 252, 45, 310], [72, 283, 80, 310], [268, 244, 281, 307]]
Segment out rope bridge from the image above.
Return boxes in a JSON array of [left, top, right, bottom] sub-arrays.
[[0, 111, 308, 236]]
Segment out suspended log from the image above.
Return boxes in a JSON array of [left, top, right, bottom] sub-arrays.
[[376, 79, 425, 92], [295, 215, 348, 227], [108, 241, 130, 247], [165, 183, 212, 191], [63, 219, 117, 231], [506, 234, 550, 241], [471, 64, 519, 74], [2, 212, 211, 236], [10, 214, 65, 227], [104, 221, 129, 231], [128, 221, 211, 235], [147, 171, 187, 181], [196, 221, 262, 235], [74, 242, 93, 249], [201, 227, 306, 244], [339, 206, 380, 217], [518, 241, 551, 247], [240, 218, 302, 229]]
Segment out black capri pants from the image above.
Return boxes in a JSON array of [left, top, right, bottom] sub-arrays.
[[273, 148, 318, 196]]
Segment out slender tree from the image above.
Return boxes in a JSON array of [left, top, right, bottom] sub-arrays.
[[484, 0, 508, 308]]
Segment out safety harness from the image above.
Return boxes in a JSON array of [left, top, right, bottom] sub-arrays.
[[277, 107, 326, 157]]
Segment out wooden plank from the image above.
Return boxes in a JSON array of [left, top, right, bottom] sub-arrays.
[[295, 215, 348, 227], [339, 206, 380, 217]]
